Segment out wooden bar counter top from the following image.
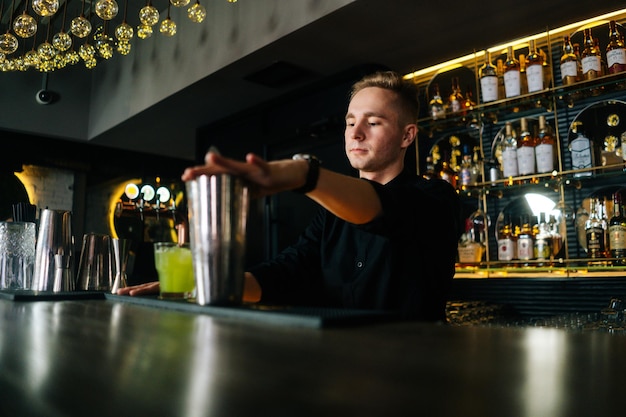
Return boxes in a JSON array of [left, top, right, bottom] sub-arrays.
[[1, 296, 624, 417]]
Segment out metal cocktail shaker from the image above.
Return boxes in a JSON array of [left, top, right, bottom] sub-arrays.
[[33, 209, 74, 292], [186, 174, 249, 306]]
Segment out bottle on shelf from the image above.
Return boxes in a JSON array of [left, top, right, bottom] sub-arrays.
[[516, 214, 534, 263], [517, 117, 536, 176], [429, 83, 446, 120], [503, 45, 521, 98], [479, 50, 499, 103], [422, 156, 437, 180], [459, 199, 490, 265], [497, 213, 516, 262], [459, 145, 474, 189], [471, 146, 483, 184], [501, 122, 519, 179], [585, 197, 607, 259], [519, 53, 529, 94], [581, 28, 603, 82], [606, 20, 626, 76], [560, 35, 580, 86], [609, 189, 626, 264], [535, 115, 555, 174], [534, 213, 552, 265], [526, 39, 545, 93], [448, 77, 464, 115], [457, 217, 485, 265], [439, 154, 458, 189], [548, 214, 564, 259], [569, 121, 595, 177], [496, 59, 506, 100]]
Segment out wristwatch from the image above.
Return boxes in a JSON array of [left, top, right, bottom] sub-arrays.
[[292, 153, 321, 194]]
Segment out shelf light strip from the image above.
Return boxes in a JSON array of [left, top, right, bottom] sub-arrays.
[[404, 8, 626, 82]]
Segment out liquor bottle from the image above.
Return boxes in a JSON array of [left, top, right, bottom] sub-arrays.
[[459, 145, 474, 189], [516, 117, 536, 176], [569, 121, 594, 177], [549, 214, 564, 258], [535, 115, 555, 174], [457, 218, 485, 264], [469, 199, 490, 247], [497, 213, 516, 262], [519, 54, 528, 94], [606, 20, 626, 75], [471, 146, 482, 184], [560, 35, 580, 85], [581, 28, 602, 81], [534, 213, 552, 264], [439, 157, 457, 188], [573, 43, 583, 78], [496, 59, 506, 99], [596, 37, 609, 76], [501, 122, 519, 178], [516, 214, 534, 262], [526, 39, 544, 93], [586, 198, 607, 259], [479, 50, 499, 103], [503, 46, 521, 98], [422, 156, 437, 180], [448, 77, 464, 114], [608, 190, 626, 263], [429, 83, 446, 120]]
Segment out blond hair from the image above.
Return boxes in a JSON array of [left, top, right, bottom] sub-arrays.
[[349, 71, 419, 125]]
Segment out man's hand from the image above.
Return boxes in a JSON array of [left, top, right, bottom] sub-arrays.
[[181, 152, 309, 198]]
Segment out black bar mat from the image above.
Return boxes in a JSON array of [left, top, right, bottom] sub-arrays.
[[105, 294, 400, 328], [0, 289, 106, 301]]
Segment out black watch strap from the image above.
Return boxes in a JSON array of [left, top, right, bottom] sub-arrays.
[[292, 154, 321, 194]]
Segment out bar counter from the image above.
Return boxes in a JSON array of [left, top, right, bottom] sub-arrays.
[[1, 296, 625, 417]]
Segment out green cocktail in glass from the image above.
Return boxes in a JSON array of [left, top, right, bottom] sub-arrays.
[[154, 242, 195, 300]]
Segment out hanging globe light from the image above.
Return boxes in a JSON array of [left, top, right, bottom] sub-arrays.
[[65, 50, 80, 65], [37, 41, 56, 61], [115, 22, 134, 41], [14, 56, 28, 71], [79, 43, 95, 60], [159, 18, 176, 37], [187, 1, 206, 23], [94, 30, 114, 59], [0, 52, 5, 63], [136, 24, 153, 39], [116, 40, 131, 55], [24, 49, 40, 67], [139, 6, 159, 26], [32, 0, 60, 17], [170, 0, 190, 7], [71, 15, 92, 38], [95, 0, 119, 21], [84, 57, 97, 69], [0, 33, 19, 54], [53, 52, 66, 69], [13, 13, 38, 38], [52, 31, 72, 52]]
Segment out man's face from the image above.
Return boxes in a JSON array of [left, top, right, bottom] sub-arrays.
[[344, 87, 413, 179]]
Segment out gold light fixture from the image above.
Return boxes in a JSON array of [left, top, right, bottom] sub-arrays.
[[0, 0, 236, 72]]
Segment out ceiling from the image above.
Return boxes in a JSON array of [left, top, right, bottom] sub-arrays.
[[3, 0, 626, 164]]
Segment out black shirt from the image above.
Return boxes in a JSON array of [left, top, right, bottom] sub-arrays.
[[249, 170, 462, 320]]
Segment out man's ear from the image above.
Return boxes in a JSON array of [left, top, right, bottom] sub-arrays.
[[401, 124, 417, 149]]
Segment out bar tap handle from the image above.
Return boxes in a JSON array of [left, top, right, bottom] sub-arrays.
[[137, 193, 145, 222], [155, 198, 161, 221]]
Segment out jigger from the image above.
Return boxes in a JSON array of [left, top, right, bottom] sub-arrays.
[[111, 238, 131, 294]]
